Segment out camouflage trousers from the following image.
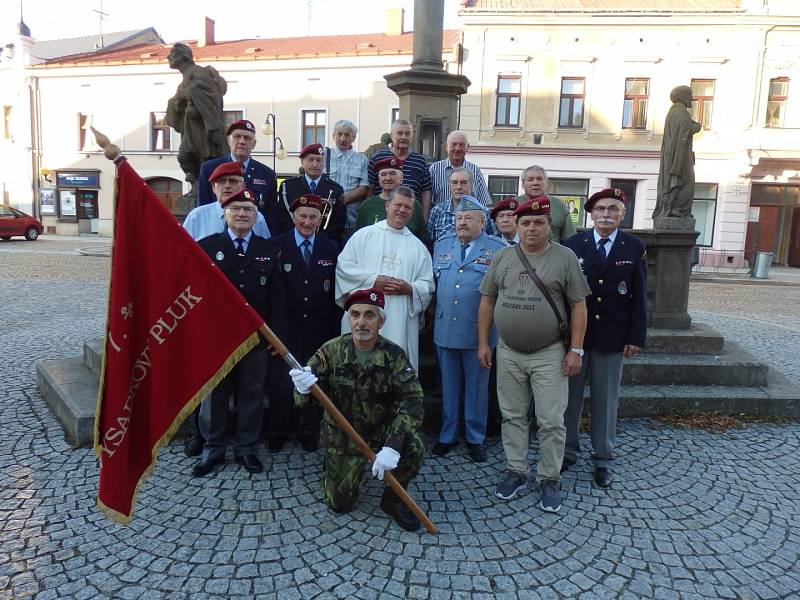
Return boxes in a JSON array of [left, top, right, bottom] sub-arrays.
[[322, 429, 426, 513]]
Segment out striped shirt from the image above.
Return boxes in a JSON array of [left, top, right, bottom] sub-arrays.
[[328, 147, 369, 227], [429, 158, 492, 207], [368, 150, 431, 201]]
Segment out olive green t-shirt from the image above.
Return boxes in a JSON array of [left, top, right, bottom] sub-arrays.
[[479, 243, 591, 352]]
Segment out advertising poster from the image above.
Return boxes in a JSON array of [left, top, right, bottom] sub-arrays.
[[60, 190, 77, 217], [40, 189, 56, 215]]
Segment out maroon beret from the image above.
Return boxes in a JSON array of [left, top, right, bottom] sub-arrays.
[[344, 288, 385, 311], [220, 188, 257, 208], [373, 156, 404, 174], [226, 119, 256, 136], [299, 143, 325, 159], [289, 193, 324, 213], [513, 195, 551, 218], [490, 197, 519, 220], [585, 188, 626, 212], [209, 161, 244, 183]]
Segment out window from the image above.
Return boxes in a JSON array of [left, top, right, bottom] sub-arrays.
[[608, 179, 637, 229], [495, 75, 521, 127], [766, 77, 789, 128], [487, 175, 519, 204], [302, 110, 326, 146], [691, 79, 715, 130], [391, 107, 400, 128], [550, 179, 588, 227], [78, 113, 94, 151], [3, 106, 11, 140], [223, 110, 243, 132], [150, 112, 171, 151], [559, 77, 585, 128], [694, 184, 718, 246], [622, 78, 649, 129]]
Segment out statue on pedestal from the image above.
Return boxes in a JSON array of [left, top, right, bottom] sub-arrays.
[[166, 43, 229, 196], [652, 85, 702, 220]]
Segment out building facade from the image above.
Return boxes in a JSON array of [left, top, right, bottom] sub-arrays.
[[458, 0, 800, 267]]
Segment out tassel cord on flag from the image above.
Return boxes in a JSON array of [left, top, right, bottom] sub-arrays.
[[258, 324, 438, 535]]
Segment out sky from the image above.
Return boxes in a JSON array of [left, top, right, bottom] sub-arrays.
[[3, 0, 463, 43]]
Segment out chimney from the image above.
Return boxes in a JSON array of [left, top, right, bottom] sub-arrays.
[[385, 7, 405, 36], [199, 17, 215, 47]]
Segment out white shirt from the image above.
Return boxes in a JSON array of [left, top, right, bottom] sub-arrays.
[[183, 202, 270, 241], [335, 220, 434, 370]]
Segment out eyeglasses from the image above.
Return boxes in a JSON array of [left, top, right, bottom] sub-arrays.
[[592, 205, 621, 214], [225, 206, 257, 214]]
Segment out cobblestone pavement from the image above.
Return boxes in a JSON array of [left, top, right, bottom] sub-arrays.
[[1, 245, 799, 599]]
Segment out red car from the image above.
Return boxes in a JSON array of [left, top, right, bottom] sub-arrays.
[[0, 204, 44, 241]]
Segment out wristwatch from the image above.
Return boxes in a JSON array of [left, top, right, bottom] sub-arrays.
[[570, 348, 585, 357]]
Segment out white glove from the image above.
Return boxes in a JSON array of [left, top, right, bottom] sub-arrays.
[[289, 366, 317, 395], [371, 446, 401, 481]]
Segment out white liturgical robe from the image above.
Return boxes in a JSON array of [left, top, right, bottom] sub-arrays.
[[335, 220, 434, 370]]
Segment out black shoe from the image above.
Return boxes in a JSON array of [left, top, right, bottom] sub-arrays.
[[236, 454, 263, 474], [432, 441, 458, 456], [467, 443, 486, 463], [299, 436, 319, 452], [594, 467, 612, 488], [184, 436, 203, 458], [561, 457, 576, 473], [191, 455, 224, 478], [267, 437, 287, 453], [379, 495, 421, 532]]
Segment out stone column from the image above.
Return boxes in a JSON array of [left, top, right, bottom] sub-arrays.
[[411, 0, 444, 72]]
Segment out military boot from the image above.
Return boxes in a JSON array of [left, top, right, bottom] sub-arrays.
[[379, 488, 421, 532]]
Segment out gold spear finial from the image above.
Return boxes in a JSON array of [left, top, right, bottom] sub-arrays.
[[91, 127, 121, 161]]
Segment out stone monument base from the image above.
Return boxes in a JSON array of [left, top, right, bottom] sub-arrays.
[[653, 216, 696, 231]]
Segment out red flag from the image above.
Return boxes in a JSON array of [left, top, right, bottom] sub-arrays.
[[94, 158, 265, 523]]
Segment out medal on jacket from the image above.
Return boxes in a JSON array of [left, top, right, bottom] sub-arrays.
[[260, 275, 267, 286], [618, 281, 628, 295], [284, 263, 292, 272], [215, 251, 224, 260], [323, 279, 331, 292]]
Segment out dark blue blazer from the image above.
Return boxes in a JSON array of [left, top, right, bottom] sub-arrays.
[[276, 175, 346, 246], [563, 229, 647, 353], [198, 155, 277, 221], [267, 231, 341, 363]]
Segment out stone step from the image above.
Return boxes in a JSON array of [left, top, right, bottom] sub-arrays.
[[84, 337, 104, 375], [622, 341, 767, 386], [643, 323, 724, 355], [37, 356, 99, 447]]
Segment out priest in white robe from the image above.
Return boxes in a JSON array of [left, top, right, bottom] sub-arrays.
[[335, 186, 434, 370]]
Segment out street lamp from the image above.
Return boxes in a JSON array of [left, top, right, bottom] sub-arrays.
[[262, 114, 286, 171]]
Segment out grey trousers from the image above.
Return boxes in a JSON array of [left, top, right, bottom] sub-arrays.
[[564, 349, 624, 468], [200, 347, 267, 460]]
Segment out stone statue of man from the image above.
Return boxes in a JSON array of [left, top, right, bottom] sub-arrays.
[[166, 43, 229, 194], [652, 85, 702, 219]]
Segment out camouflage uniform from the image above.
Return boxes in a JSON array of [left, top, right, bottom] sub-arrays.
[[295, 334, 425, 513]]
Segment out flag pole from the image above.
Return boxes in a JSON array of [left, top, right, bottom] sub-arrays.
[[257, 324, 438, 535]]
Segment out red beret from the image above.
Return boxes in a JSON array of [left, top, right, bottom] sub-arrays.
[[373, 156, 404, 174], [220, 188, 257, 208], [513, 195, 551, 218], [226, 119, 256, 136], [344, 288, 385, 311], [209, 161, 244, 183], [289, 194, 324, 213], [300, 143, 325, 159], [490, 197, 519, 219], [585, 188, 626, 212]]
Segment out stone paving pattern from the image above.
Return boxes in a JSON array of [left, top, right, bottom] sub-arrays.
[[1, 238, 799, 599]]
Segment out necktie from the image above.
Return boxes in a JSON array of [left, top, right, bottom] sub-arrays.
[[598, 237, 610, 267], [302, 239, 312, 267], [310, 180, 317, 193], [235, 238, 245, 254], [461, 242, 469, 261]]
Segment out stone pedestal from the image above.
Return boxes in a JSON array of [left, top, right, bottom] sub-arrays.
[[384, 0, 470, 159], [632, 227, 699, 330]]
